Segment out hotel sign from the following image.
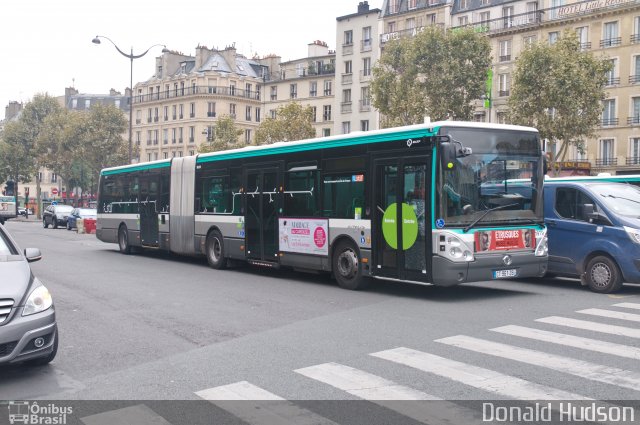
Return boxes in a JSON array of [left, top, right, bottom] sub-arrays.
[[556, 0, 634, 18]]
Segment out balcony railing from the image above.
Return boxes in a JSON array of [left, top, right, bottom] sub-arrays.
[[580, 42, 591, 50], [360, 70, 372, 82], [605, 77, 620, 86], [207, 112, 216, 117], [632, 34, 640, 43], [342, 73, 353, 85], [341, 102, 352, 113], [628, 116, 640, 125], [600, 37, 621, 48], [342, 43, 353, 55], [595, 158, 617, 166], [601, 118, 619, 126], [627, 157, 640, 165], [361, 39, 372, 52], [499, 55, 512, 62], [629, 75, 640, 84], [499, 90, 510, 97], [359, 100, 372, 112], [133, 85, 263, 104]]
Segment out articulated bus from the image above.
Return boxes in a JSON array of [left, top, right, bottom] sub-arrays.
[[97, 121, 548, 290]]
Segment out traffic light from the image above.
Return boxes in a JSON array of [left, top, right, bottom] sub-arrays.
[[4, 180, 15, 197]]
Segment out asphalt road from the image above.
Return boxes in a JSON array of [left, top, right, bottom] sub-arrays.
[[2, 218, 640, 409]]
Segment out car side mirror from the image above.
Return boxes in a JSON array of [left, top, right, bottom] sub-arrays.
[[584, 203, 612, 226], [24, 248, 42, 263]]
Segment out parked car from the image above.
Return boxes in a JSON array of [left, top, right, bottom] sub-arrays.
[[42, 204, 74, 229], [66, 208, 97, 230], [18, 208, 33, 217], [544, 180, 640, 293], [0, 223, 58, 365]]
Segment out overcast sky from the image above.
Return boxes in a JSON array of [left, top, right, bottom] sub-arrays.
[[1, 0, 371, 119]]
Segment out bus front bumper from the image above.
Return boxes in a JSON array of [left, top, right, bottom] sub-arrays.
[[431, 252, 548, 287]]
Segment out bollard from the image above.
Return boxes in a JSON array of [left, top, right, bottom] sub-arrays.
[[77, 218, 85, 234]]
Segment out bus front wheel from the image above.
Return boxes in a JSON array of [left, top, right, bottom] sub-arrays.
[[333, 241, 369, 290], [118, 225, 132, 255], [206, 230, 227, 269]]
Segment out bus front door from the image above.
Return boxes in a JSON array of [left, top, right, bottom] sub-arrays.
[[374, 158, 429, 282], [140, 200, 159, 247], [245, 168, 280, 264]]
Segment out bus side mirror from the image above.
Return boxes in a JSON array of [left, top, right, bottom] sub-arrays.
[[440, 142, 457, 170]]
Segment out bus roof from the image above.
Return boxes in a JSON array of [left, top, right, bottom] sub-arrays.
[[101, 121, 538, 175], [545, 174, 640, 183]]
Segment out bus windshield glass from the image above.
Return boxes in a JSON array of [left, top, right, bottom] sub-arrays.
[[437, 128, 544, 228]]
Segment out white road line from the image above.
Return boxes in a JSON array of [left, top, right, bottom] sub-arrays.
[[195, 381, 339, 425], [612, 302, 640, 311], [436, 335, 640, 391], [294, 362, 437, 400], [535, 316, 640, 338], [81, 405, 173, 425], [577, 308, 640, 323], [371, 347, 589, 400], [294, 362, 482, 425], [491, 325, 640, 360]]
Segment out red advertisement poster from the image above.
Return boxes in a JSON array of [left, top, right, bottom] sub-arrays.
[[475, 229, 536, 252]]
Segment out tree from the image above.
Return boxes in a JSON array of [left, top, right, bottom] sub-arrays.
[[508, 31, 612, 173], [371, 27, 492, 127], [198, 115, 244, 153], [254, 102, 316, 145]]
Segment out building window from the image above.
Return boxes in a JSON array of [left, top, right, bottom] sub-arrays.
[[245, 129, 252, 144], [206, 126, 214, 141], [270, 86, 277, 101], [246, 106, 252, 121], [526, 1, 539, 22], [344, 30, 353, 46], [310, 106, 317, 122], [147, 108, 152, 123], [605, 59, 619, 86], [172, 105, 177, 120], [147, 130, 152, 145], [154, 107, 159, 122], [324, 80, 332, 96], [426, 14, 436, 25], [460, 0, 468, 9], [136, 131, 141, 145], [499, 40, 512, 62], [163, 106, 169, 121], [342, 122, 351, 134], [389, 0, 400, 14], [362, 27, 372, 51], [362, 58, 372, 77], [388, 21, 396, 33], [479, 11, 490, 25], [630, 97, 640, 125], [599, 139, 615, 165], [502, 6, 514, 28], [344, 61, 352, 75], [148, 153, 152, 162], [523, 35, 537, 47], [602, 21, 620, 47], [163, 152, 168, 160], [163, 129, 168, 144], [154, 153, 158, 161], [179, 127, 183, 143], [51, 173, 57, 183], [458, 16, 468, 26], [172, 128, 176, 144], [323, 105, 332, 121], [548, 31, 559, 44], [630, 138, 640, 164], [189, 126, 195, 143], [406, 17, 416, 30], [576, 26, 589, 50], [499, 74, 510, 97], [179, 104, 184, 119], [496, 112, 508, 124], [408, 0, 417, 9], [290, 83, 297, 99], [602, 99, 617, 126], [190, 103, 195, 118], [256, 107, 261, 123], [270, 109, 276, 119], [310, 81, 318, 97], [323, 128, 331, 137], [229, 104, 236, 118], [360, 120, 369, 131], [208, 102, 216, 117]]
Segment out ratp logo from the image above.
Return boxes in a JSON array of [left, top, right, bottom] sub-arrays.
[[6, 401, 72, 425]]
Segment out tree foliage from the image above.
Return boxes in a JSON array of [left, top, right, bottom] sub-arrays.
[[371, 27, 492, 127], [254, 102, 316, 145], [508, 31, 612, 170], [198, 115, 244, 153]]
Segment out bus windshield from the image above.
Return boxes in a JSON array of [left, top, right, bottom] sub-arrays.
[[437, 128, 544, 228]]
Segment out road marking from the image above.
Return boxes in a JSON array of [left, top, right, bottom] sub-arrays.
[[295, 362, 481, 424], [612, 302, 640, 310], [81, 405, 173, 425], [294, 362, 437, 400], [196, 381, 339, 425], [371, 347, 589, 400], [577, 308, 640, 323], [436, 335, 640, 391], [535, 316, 640, 338], [491, 325, 640, 360]]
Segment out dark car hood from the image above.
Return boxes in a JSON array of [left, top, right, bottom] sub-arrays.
[[0, 257, 32, 303]]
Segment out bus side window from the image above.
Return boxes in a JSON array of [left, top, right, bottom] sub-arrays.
[[322, 173, 365, 219]]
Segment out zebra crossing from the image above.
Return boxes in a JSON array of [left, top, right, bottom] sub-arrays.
[[190, 301, 640, 424]]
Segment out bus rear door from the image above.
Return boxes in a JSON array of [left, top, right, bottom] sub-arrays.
[[245, 165, 282, 265]]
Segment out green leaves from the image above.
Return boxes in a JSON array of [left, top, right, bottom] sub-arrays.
[[198, 115, 244, 153], [371, 27, 491, 127], [508, 31, 611, 169], [254, 102, 316, 145]]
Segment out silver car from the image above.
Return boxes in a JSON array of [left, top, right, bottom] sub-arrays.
[[0, 224, 57, 365]]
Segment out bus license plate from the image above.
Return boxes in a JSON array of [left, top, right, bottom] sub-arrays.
[[493, 269, 517, 279]]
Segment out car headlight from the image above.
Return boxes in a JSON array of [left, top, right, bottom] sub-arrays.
[[22, 282, 53, 316], [624, 226, 640, 244]]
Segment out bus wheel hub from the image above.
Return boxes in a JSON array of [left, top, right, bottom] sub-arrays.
[[337, 250, 358, 278]]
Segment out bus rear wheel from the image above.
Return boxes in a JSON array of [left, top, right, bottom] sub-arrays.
[[118, 225, 132, 255], [333, 241, 369, 290], [206, 230, 227, 269]]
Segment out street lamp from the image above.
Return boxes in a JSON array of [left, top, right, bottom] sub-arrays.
[[92, 35, 169, 164]]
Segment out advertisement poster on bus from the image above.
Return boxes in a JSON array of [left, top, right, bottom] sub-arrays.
[[279, 218, 329, 256], [475, 229, 535, 252]]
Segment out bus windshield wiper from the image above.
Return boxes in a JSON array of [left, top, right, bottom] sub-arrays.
[[463, 203, 520, 233]]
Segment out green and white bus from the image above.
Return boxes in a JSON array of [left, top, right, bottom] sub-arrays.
[[0, 196, 17, 225], [97, 121, 548, 289]]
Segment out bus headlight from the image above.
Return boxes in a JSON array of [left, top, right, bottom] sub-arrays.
[[436, 232, 474, 262], [535, 234, 548, 256]]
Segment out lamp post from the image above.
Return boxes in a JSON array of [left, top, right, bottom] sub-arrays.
[[92, 36, 168, 164]]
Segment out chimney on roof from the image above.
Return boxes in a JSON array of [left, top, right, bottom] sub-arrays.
[[308, 40, 329, 57], [220, 45, 237, 73], [195, 45, 212, 69], [358, 1, 370, 13]]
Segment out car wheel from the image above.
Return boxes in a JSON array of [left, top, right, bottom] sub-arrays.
[[118, 225, 132, 255], [585, 255, 623, 294], [333, 240, 369, 290], [43, 218, 49, 229], [25, 329, 58, 366], [206, 230, 227, 269]]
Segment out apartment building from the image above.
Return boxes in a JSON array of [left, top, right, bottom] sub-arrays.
[[267, 41, 336, 137], [451, 0, 640, 175], [335, 1, 382, 134], [133, 46, 274, 162], [379, 0, 454, 42]]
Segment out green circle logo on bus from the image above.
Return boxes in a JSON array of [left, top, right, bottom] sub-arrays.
[[382, 203, 419, 250]]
